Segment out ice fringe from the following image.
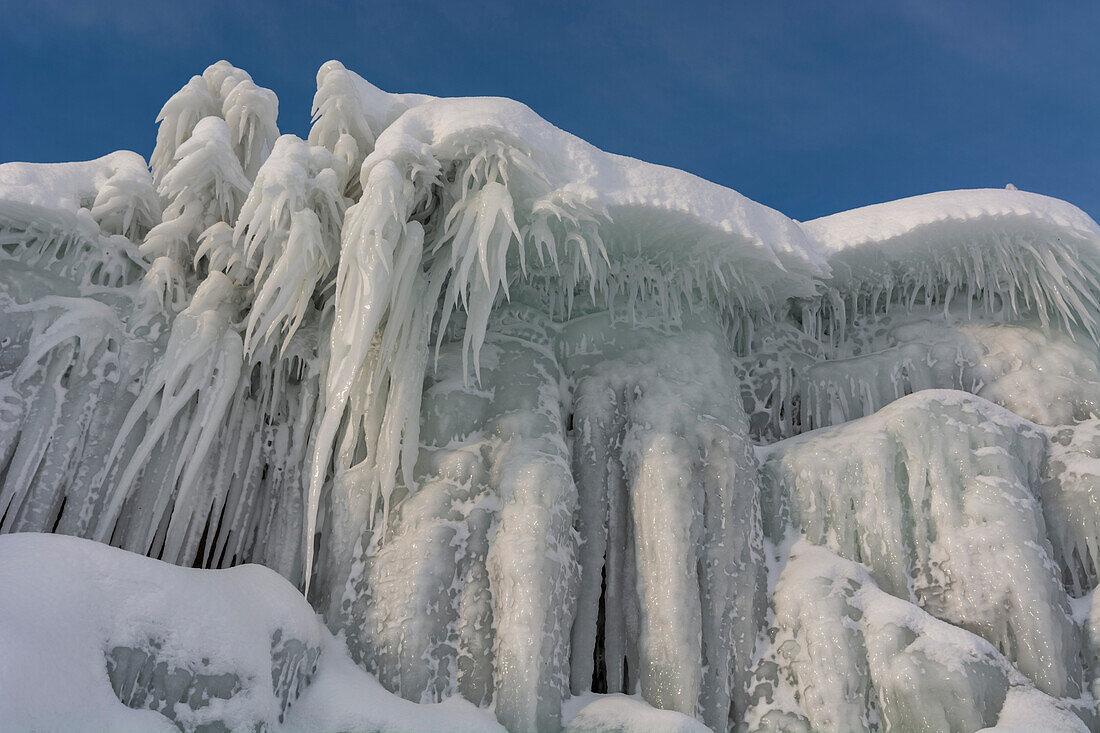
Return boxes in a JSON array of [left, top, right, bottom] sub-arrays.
[[3, 59, 1100, 732]]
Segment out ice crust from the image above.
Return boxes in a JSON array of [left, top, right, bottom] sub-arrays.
[[760, 391, 1082, 699], [746, 541, 1090, 733], [3, 59, 1100, 732]]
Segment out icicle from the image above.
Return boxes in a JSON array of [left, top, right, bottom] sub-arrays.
[[92, 273, 244, 552]]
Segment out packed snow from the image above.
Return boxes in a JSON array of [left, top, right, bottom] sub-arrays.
[[1, 59, 1099, 732]]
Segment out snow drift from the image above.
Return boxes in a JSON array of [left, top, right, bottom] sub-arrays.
[[1, 60, 1100, 732]]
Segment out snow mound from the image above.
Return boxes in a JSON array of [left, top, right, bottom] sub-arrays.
[[805, 188, 1100, 254], [0, 532, 505, 733], [0, 532, 324, 732], [562, 693, 712, 733]]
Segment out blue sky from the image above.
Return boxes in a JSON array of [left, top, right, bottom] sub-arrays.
[[1, 0, 1097, 222]]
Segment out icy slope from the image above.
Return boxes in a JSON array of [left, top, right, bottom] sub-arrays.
[[3, 59, 1100, 732]]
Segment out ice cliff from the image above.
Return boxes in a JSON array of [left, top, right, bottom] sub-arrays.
[[2, 60, 1100, 732]]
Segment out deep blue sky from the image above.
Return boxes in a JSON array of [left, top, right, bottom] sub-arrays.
[[1, 0, 1097, 222]]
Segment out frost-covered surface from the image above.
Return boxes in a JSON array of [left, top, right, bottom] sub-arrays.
[[760, 391, 1081, 698], [1046, 421, 1100, 597], [745, 541, 1090, 733], [3, 59, 1100, 732]]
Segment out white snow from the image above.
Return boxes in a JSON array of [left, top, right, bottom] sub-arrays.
[[0, 151, 154, 216], [0, 532, 506, 733], [562, 693, 711, 733], [805, 188, 1100, 253]]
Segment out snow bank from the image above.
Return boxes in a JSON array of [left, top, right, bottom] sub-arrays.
[[0, 532, 324, 731], [562, 693, 711, 733], [0, 532, 506, 733], [760, 391, 1081, 698]]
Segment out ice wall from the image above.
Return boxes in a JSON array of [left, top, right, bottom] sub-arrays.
[[745, 541, 1090, 733], [760, 391, 1082, 698], [3, 59, 1100, 733], [322, 304, 579, 732], [800, 318, 1100, 431]]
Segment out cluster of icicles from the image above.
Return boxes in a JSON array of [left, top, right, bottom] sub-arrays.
[[5, 60, 1100, 732]]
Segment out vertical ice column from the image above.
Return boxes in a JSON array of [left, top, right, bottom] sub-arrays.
[[1043, 418, 1100, 596], [327, 304, 579, 733], [567, 325, 766, 731], [626, 428, 703, 717]]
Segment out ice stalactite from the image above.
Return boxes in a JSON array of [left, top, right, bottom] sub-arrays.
[[805, 195, 1100, 345], [152, 61, 279, 186], [305, 124, 608, 603], [798, 318, 1100, 431], [231, 134, 348, 348], [0, 62, 324, 582], [564, 319, 765, 731], [0, 154, 153, 290], [0, 295, 134, 536], [93, 273, 243, 558], [308, 60, 432, 198], [142, 116, 252, 266]]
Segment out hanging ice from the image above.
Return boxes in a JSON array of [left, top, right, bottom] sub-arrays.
[[2, 59, 1100, 732]]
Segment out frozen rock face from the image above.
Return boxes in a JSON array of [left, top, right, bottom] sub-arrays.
[[760, 391, 1082, 699], [746, 542, 1090, 733], [3, 60, 1100, 732]]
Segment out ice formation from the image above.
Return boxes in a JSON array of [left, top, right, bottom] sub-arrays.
[[2, 60, 1100, 732]]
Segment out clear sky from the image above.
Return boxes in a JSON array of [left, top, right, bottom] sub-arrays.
[[1, 0, 1097, 222]]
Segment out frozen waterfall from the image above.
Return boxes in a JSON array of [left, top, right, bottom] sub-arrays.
[[2, 60, 1100, 732]]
